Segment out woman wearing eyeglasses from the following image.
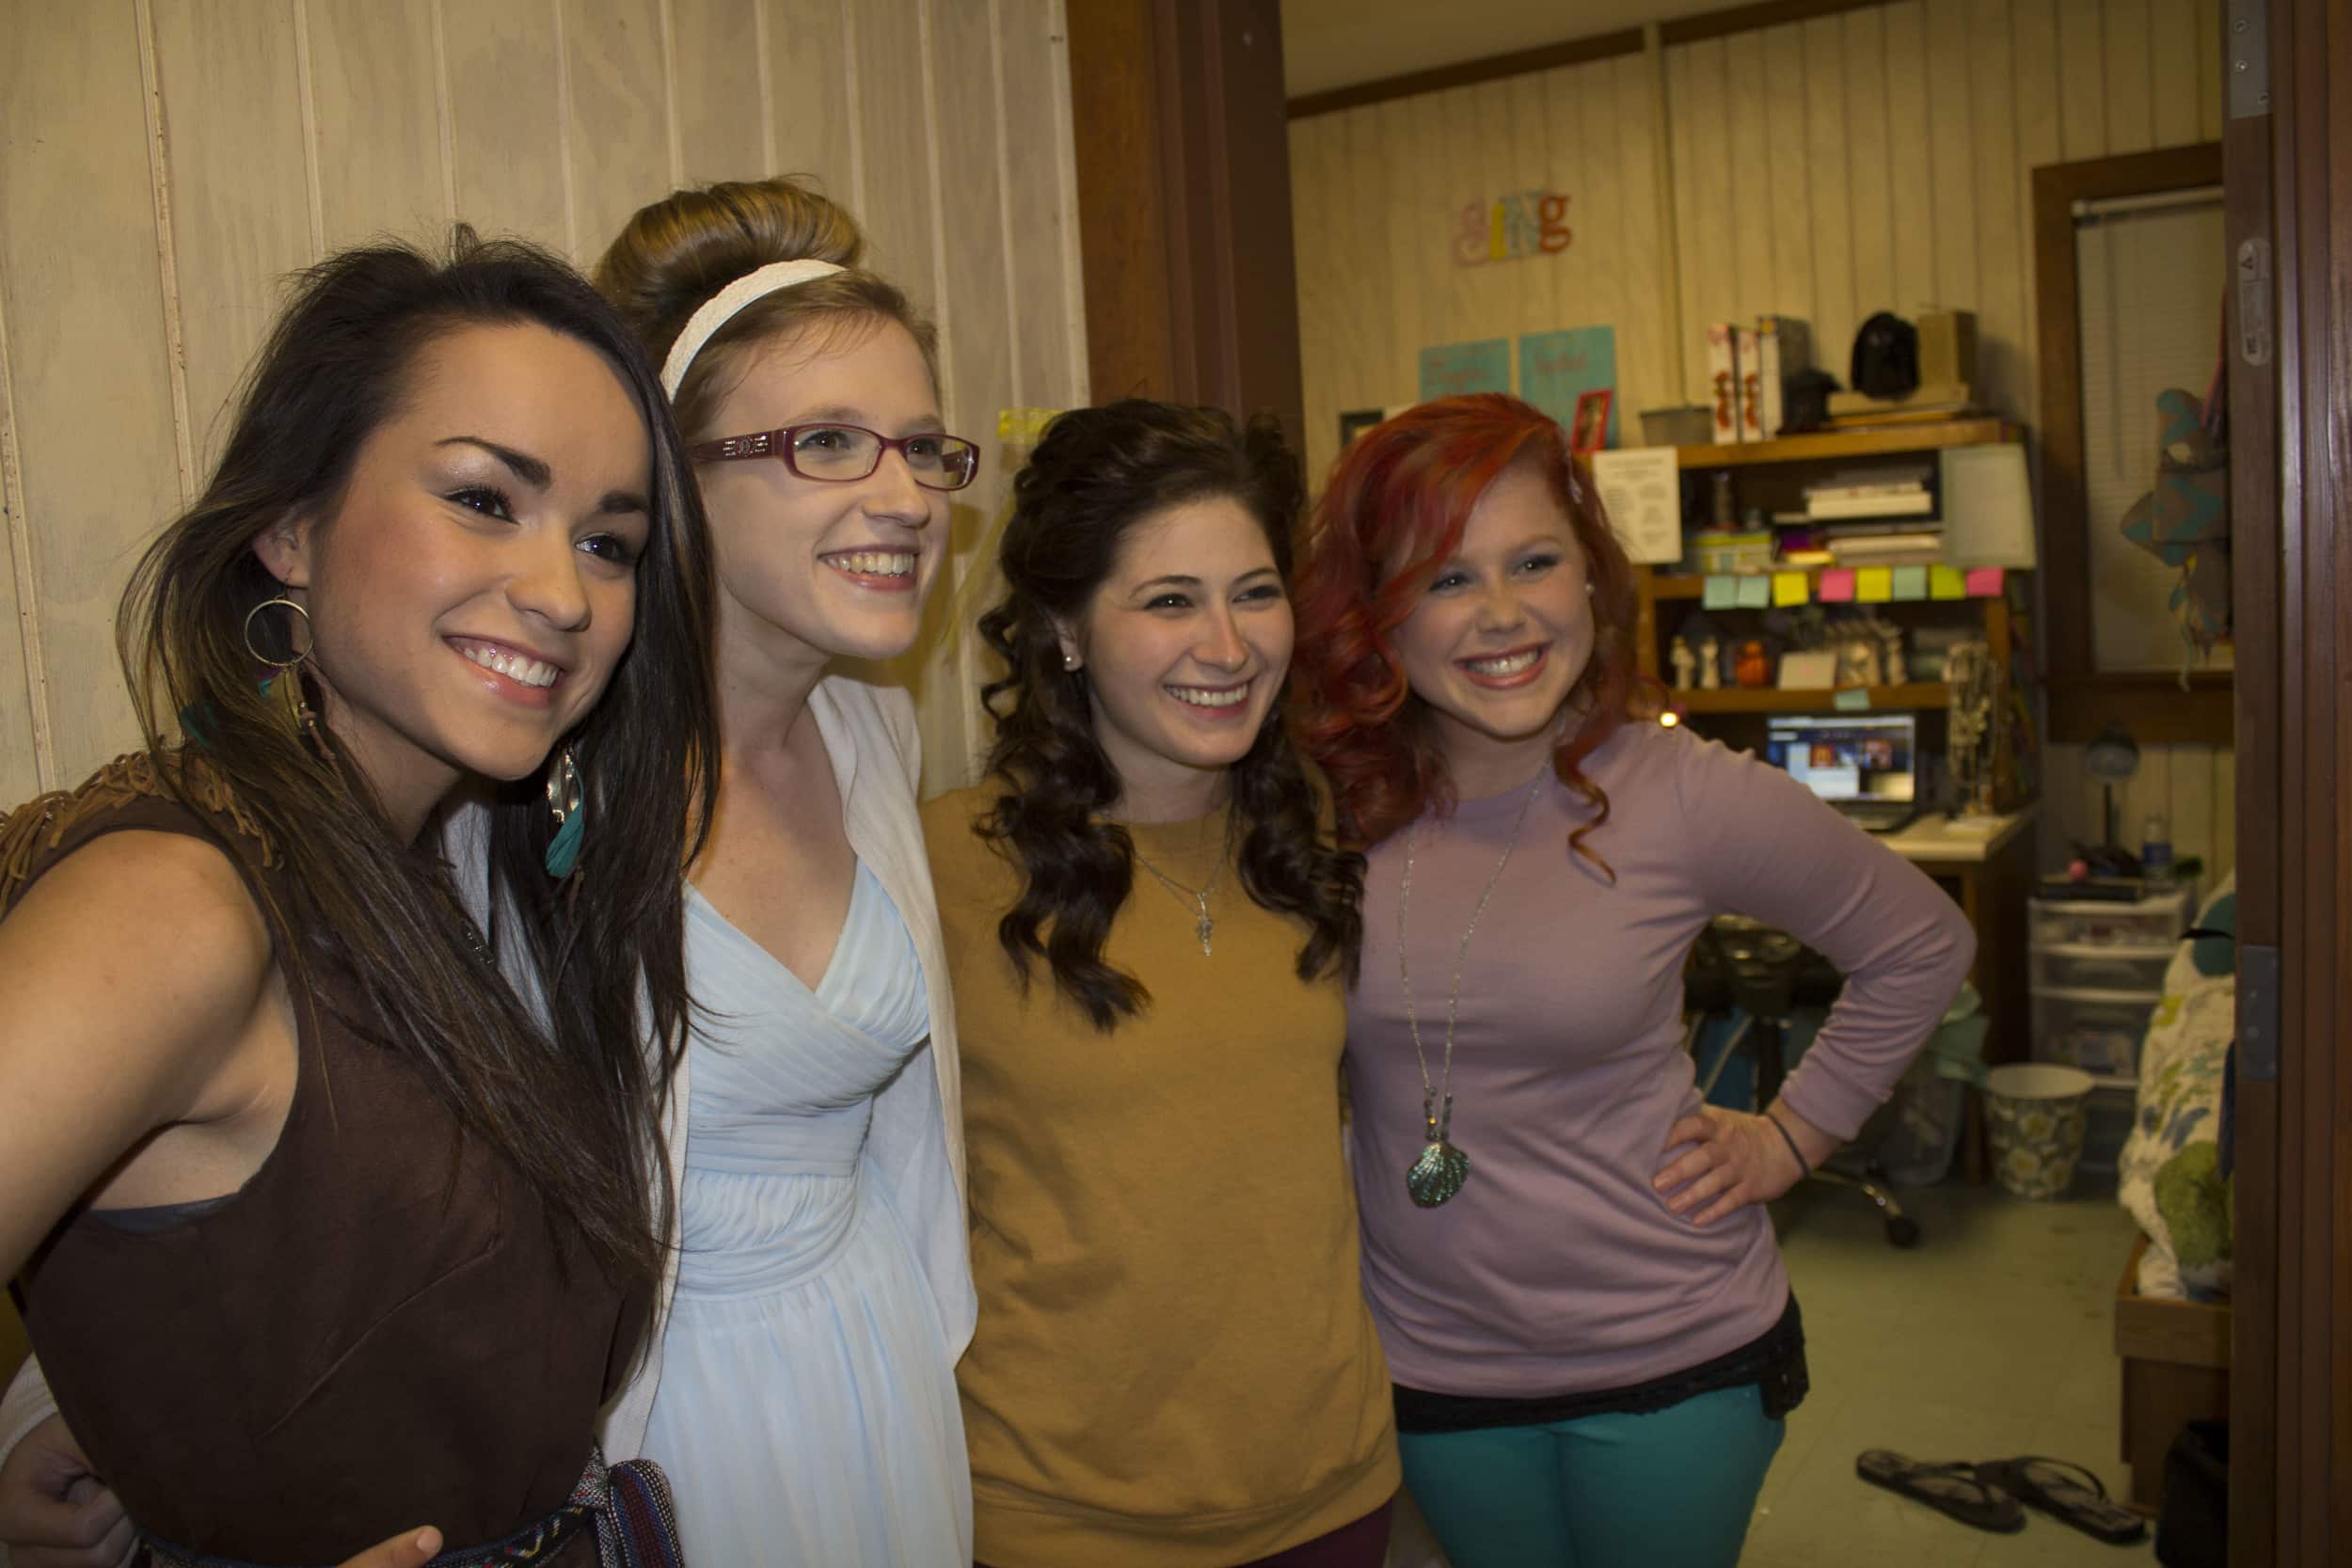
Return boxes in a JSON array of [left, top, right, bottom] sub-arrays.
[[0, 181, 978, 1566], [589, 180, 980, 1564]]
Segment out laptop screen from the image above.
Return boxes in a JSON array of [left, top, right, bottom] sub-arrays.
[[1765, 715, 1917, 804]]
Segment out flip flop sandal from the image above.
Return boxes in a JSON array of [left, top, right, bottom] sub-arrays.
[[1974, 1455, 2149, 1544], [1854, 1449, 2026, 1532]]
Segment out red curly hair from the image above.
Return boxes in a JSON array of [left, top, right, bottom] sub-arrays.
[[1291, 393, 1655, 862]]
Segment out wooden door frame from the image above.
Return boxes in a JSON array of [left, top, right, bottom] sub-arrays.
[[1064, 0, 1306, 447], [2030, 142, 2233, 745], [2229, 0, 2349, 1558]]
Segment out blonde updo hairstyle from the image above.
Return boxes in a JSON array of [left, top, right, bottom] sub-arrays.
[[593, 177, 940, 439]]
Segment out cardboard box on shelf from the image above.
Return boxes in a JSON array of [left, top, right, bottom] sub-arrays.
[[1735, 325, 1765, 442], [1706, 323, 1741, 443]]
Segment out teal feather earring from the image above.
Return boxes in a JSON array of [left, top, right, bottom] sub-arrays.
[[545, 748, 584, 879]]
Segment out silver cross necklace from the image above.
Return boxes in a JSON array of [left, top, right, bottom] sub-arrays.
[[1130, 811, 1237, 957]]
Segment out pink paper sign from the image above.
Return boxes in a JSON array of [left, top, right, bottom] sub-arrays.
[[1817, 569, 1857, 603], [1964, 566, 2005, 597]]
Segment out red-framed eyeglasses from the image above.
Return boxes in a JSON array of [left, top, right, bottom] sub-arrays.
[[687, 422, 980, 492]]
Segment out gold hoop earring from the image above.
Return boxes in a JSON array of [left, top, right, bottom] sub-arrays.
[[244, 596, 322, 744]]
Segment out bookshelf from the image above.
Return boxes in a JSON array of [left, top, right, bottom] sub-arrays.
[[1669, 417, 2020, 470], [1632, 420, 2031, 809], [1673, 683, 1950, 715]]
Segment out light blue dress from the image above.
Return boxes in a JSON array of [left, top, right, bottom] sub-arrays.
[[642, 863, 970, 1565]]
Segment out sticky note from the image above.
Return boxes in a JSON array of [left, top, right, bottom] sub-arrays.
[[1736, 575, 1772, 609], [1891, 565, 1929, 601], [1856, 567, 1893, 603], [1834, 688, 1871, 711], [1930, 564, 1967, 600], [1772, 571, 1809, 607], [1702, 574, 1737, 609], [1818, 569, 1856, 602], [1965, 565, 2006, 597]]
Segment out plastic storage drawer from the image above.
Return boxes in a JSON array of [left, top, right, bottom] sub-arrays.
[[2029, 892, 2190, 951], [2030, 943, 2173, 995], [2032, 989, 2161, 1077]]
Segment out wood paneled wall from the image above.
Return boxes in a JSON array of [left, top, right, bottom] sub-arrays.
[[1291, 0, 2224, 475], [0, 0, 1088, 804], [1289, 0, 2232, 882], [1290, 52, 1673, 487], [2042, 739, 2235, 890]]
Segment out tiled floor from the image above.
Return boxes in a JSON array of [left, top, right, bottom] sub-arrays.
[[1743, 1180, 2156, 1568], [1384, 1180, 2158, 1568]]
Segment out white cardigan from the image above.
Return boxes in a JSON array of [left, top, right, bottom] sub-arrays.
[[0, 673, 973, 1505], [601, 673, 976, 1455]]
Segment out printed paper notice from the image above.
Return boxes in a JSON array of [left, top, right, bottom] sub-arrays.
[[1587, 447, 1681, 565]]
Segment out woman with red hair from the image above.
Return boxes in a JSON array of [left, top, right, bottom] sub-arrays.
[[1292, 394, 1972, 1567]]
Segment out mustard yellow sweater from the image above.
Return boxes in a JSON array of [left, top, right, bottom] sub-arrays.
[[922, 785, 1398, 1567]]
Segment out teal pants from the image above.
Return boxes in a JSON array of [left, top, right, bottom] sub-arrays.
[[1395, 1383, 1784, 1568]]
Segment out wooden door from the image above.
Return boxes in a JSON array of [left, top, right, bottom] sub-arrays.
[[1065, 0, 1305, 446], [2226, 0, 2351, 1558]]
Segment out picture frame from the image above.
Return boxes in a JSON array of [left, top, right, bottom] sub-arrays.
[[1569, 388, 1613, 454], [1775, 649, 1838, 689]]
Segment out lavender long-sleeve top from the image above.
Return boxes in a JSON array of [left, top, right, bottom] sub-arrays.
[[1346, 719, 1975, 1398]]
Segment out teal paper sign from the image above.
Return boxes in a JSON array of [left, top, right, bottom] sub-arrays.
[[1518, 326, 1619, 448], [1834, 688, 1871, 711], [1734, 576, 1772, 609], [1702, 575, 1737, 609], [1419, 340, 1512, 402]]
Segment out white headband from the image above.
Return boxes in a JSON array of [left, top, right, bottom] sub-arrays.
[[660, 259, 847, 397]]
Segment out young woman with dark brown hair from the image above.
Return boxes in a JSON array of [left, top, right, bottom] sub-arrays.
[[0, 231, 717, 1566], [924, 400, 1399, 1568]]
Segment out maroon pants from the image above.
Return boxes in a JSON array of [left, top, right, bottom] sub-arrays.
[[977, 1497, 1394, 1568]]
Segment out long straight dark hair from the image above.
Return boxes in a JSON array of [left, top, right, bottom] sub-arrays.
[[116, 230, 718, 1290], [975, 400, 1362, 1030]]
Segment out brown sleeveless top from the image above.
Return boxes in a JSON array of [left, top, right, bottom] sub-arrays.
[[1, 755, 649, 1565]]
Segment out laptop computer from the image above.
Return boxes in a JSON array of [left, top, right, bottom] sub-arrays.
[[1765, 714, 1920, 834]]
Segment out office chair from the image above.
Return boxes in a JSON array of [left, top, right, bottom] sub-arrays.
[[1686, 914, 1922, 1248]]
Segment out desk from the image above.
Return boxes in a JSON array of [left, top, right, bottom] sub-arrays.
[[1880, 806, 2038, 1065], [1883, 807, 2039, 1182], [1881, 806, 2039, 865]]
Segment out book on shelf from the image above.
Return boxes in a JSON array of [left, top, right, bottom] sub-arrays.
[[1806, 491, 1937, 519], [1818, 517, 1945, 538], [1830, 535, 1945, 564], [1804, 466, 1933, 497]]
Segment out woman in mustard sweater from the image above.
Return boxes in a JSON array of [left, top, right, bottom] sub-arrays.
[[920, 401, 1399, 1567]]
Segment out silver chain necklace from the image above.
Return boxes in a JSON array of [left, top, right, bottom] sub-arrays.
[[1396, 766, 1549, 1207], [1130, 812, 1236, 957]]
